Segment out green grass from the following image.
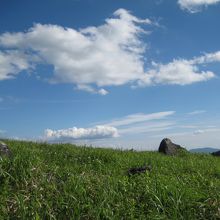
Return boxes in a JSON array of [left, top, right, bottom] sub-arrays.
[[0, 140, 220, 219]]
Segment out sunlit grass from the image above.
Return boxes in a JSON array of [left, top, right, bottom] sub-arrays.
[[0, 140, 220, 219]]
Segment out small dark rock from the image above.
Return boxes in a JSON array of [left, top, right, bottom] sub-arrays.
[[128, 164, 152, 176], [211, 150, 220, 156], [0, 141, 12, 157], [158, 138, 186, 156]]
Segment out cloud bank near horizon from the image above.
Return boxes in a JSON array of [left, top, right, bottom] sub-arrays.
[[0, 9, 218, 94], [45, 125, 119, 141], [42, 110, 220, 150], [44, 111, 175, 141]]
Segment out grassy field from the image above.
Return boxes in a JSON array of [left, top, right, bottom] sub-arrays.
[[0, 140, 220, 219]]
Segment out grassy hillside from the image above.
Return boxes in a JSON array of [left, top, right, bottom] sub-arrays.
[[0, 140, 220, 220]]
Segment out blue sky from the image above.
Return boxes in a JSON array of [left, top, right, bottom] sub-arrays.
[[0, 0, 220, 150]]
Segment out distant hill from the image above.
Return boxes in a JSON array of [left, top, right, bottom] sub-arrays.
[[190, 147, 220, 153]]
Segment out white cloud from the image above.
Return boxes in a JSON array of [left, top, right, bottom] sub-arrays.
[[98, 88, 109, 96], [102, 111, 175, 127], [0, 9, 151, 93], [76, 84, 109, 95], [98, 111, 176, 137], [179, 125, 198, 128], [43, 111, 175, 142], [193, 129, 205, 135], [44, 125, 119, 141], [0, 50, 33, 80], [88, 111, 220, 149], [119, 121, 175, 134], [0, 9, 217, 93], [192, 51, 220, 64], [137, 58, 215, 87], [193, 127, 220, 135], [178, 0, 220, 13], [188, 110, 206, 115]]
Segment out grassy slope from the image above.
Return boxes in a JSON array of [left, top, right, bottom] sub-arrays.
[[0, 140, 220, 220]]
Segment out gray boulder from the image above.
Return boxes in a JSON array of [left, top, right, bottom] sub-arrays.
[[158, 138, 186, 156], [211, 150, 220, 156], [0, 141, 12, 157]]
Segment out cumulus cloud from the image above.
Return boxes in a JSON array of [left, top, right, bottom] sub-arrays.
[[136, 51, 220, 87], [0, 50, 34, 80], [178, 0, 220, 13], [0, 9, 151, 93], [0, 8, 218, 93], [76, 84, 109, 95], [193, 51, 220, 63], [137, 59, 214, 87], [44, 125, 119, 141]]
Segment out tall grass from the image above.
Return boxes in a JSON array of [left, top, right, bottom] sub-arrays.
[[0, 140, 220, 219]]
